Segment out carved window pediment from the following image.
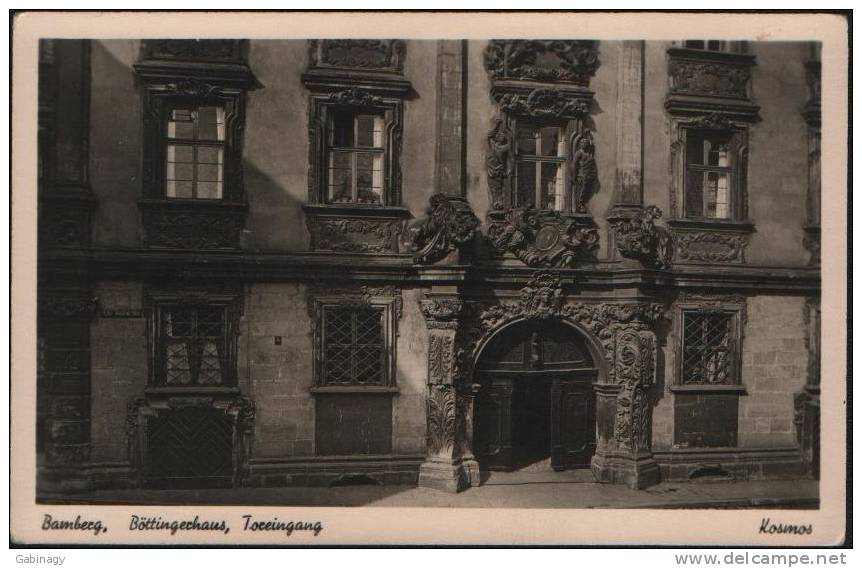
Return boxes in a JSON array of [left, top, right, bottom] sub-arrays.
[[484, 40, 599, 86], [309, 40, 406, 74]]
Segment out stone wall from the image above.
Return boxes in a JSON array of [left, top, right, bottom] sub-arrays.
[[89, 281, 147, 463], [739, 295, 808, 448]]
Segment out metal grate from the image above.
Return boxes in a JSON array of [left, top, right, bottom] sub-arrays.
[[163, 306, 225, 386], [323, 306, 385, 385], [682, 311, 734, 384]]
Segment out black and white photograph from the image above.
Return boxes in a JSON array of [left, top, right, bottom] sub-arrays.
[[10, 10, 849, 547]]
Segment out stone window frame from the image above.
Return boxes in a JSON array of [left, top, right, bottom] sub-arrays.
[[145, 289, 243, 393], [501, 112, 584, 213], [670, 296, 747, 395], [134, 40, 254, 250], [310, 296, 399, 393], [669, 118, 751, 225], [305, 91, 405, 208]]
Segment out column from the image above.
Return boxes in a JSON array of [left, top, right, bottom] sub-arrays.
[[612, 40, 645, 209], [38, 40, 96, 493], [418, 295, 479, 492], [435, 40, 467, 197]]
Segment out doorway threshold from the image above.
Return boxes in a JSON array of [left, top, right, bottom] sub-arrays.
[[481, 467, 596, 486]]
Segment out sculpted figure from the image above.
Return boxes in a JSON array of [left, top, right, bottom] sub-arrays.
[[486, 119, 513, 210], [572, 132, 598, 213]]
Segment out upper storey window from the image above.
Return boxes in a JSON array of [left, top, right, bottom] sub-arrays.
[[134, 39, 253, 250], [326, 111, 385, 205], [684, 130, 735, 219], [682, 40, 748, 54], [514, 122, 567, 210], [165, 105, 226, 200]]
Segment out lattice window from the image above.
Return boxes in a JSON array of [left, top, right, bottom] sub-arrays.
[[682, 311, 736, 385], [159, 305, 227, 386], [322, 306, 386, 386]]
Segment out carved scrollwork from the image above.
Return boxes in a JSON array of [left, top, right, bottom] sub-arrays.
[[421, 299, 463, 329], [328, 87, 384, 107], [310, 39, 406, 73], [408, 193, 480, 264], [141, 203, 246, 250], [164, 78, 222, 99], [687, 112, 736, 130], [307, 216, 405, 254], [487, 207, 599, 268], [668, 58, 751, 99], [495, 88, 590, 119], [674, 230, 749, 264], [484, 40, 600, 86], [612, 330, 656, 450], [610, 205, 675, 269]]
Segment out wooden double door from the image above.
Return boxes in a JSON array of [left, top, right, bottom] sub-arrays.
[[474, 321, 597, 471]]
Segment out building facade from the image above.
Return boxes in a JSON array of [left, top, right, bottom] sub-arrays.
[[36, 38, 821, 495]]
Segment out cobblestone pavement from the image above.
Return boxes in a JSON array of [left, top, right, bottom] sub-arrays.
[[40, 470, 819, 509]]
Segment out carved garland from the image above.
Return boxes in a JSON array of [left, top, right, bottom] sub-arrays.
[[487, 207, 599, 268]]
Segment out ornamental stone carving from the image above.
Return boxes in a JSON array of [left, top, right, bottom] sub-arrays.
[[668, 58, 751, 99], [486, 119, 514, 210], [687, 112, 736, 130], [487, 207, 599, 268], [426, 385, 457, 459], [484, 40, 600, 86], [306, 284, 403, 320], [408, 193, 480, 264], [609, 205, 675, 269], [327, 88, 384, 107], [421, 298, 463, 330], [674, 230, 749, 264], [495, 88, 590, 120], [164, 78, 223, 99], [141, 203, 246, 250], [307, 216, 405, 254], [309, 39, 406, 73], [475, 272, 665, 384]]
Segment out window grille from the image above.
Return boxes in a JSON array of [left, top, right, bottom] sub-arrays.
[[682, 311, 735, 385], [322, 306, 386, 385], [162, 306, 226, 386]]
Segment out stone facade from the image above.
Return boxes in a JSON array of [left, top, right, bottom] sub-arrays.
[[37, 38, 820, 496]]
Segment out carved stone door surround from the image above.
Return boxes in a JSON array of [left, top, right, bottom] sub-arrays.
[[419, 270, 665, 491]]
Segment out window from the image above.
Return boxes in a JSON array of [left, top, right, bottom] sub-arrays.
[[161, 306, 226, 385], [165, 105, 226, 200], [321, 306, 386, 385], [514, 122, 567, 210], [683, 40, 747, 53], [148, 292, 241, 389], [681, 311, 736, 385], [684, 130, 735, 219], [326, 111, 385, 205]]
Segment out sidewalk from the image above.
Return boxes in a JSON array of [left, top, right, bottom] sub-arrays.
[[40, 469, 819, 509]]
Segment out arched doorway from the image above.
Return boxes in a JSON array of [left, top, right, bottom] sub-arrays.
[[474, 320, 597, 472]]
